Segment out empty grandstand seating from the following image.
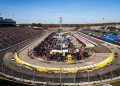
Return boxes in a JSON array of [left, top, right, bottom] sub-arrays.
[[0, 27, 41, 50]]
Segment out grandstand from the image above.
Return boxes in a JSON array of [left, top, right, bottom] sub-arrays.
[[0, 27, 42, 50]]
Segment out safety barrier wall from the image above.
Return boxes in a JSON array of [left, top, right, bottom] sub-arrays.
[[13, 52, 114, 73]]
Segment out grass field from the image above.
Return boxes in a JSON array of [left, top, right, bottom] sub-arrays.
[[91, 32, 102, 35]]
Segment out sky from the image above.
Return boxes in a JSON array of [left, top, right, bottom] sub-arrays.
[[0, 0, 120, 24]]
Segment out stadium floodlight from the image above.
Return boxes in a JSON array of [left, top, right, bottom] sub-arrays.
[[59, 17, 63, 29]]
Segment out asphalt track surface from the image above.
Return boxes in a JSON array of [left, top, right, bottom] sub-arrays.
[[15, 32, 111, 69], [2, 31, 120, 85]]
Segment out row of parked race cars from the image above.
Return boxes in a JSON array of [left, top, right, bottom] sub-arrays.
[[83, 32, 120, 45]]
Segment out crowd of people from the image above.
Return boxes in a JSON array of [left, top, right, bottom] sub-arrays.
[[0, 27, 42, 49]]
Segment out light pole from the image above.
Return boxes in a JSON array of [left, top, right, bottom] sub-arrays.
[[60, 69, 62, 85], [109, 66, 113, 80], [99, 68, 103, 82], [60, 61, 64, 85], [59, 17, 63, 29], [18, 64, 23, 80], [11, 58, 15, 78], [12, 14, 15, 20], [59, 17, 63, 85], [2, 63, 5, 74], [74, 73, 76, 86], [59, 17, 63, 53], [32, 68, 36, 81], [1, 62, 5, 73], [87, 70, 90, 83], [0, 12, 1, 17]]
